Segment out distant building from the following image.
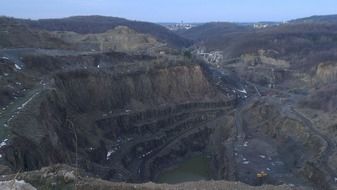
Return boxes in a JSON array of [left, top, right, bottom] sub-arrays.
[[253, 23, 269, 29], [162, 23, 197, 31]]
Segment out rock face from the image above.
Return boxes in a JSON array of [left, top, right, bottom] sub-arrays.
[[55, 64, 223, 112], [240, 98, 336, 189], [241, 50, 289, 68], [314, 62, 337, 85]]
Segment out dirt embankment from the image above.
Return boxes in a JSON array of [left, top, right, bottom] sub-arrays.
[[0, 164, 304, 190]]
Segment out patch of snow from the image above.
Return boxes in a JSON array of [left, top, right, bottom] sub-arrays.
[[127, 137, 133, 141], [3, 73, 8, 77], [106, 150, 115, 160], [238, 89, 247, 94], [125, 109, 131, 113], [97, 65, 100, 68], [21, 93, 38, 109], [0, 154, 2, 158], [3, 124, 8, 128], [334, 177, 337, 182], [1, 57, 9, 60], [13, 180, 27, 184], [266, 168, 271, 171], [259, 155, 266, 159], [243, 141, 248, 147], [0, 139, 8, 148], [141, 150, 153, 158], [15, 64, 22, 70], [243, 161, 250, 165]]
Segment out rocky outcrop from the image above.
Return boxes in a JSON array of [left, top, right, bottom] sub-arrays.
[[314, 62, 337, 85], [241, 52, 289, 68], [0, 179, 36, 190], [52, 26, 164, 53]]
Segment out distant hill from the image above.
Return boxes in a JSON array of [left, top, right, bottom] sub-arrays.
[[177, 22, 251, 42], [0, 17, 70, 49], [179, 19, 337, 68], [182, 21, 337, 52], [19, 16, 192, 48], [290, 14, 337, 24]]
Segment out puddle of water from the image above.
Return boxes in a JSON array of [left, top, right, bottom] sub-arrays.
[[156, 155, 210, 184]]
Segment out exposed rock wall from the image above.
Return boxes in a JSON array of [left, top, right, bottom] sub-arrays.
[[314, 62, 337, 84], [242, 99, 333, 189], [55, 65, 224, 112], [52, 26, 164, 53]]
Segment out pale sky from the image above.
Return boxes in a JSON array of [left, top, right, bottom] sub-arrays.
[[1, 0, 337, 22]]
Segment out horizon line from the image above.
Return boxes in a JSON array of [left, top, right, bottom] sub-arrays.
[[1, 13, 336, 24]]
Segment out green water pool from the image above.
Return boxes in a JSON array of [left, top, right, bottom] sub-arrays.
[[156, 155, 210, 184]]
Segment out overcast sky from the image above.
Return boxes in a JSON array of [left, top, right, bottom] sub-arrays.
[[1, 0, 337, 22]]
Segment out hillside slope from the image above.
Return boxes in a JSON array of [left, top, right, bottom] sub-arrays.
[[178, 22, 250, 42], [290, 14, 337, 24], [20, 16, 192, 48], [0, 17, 70, 49]]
